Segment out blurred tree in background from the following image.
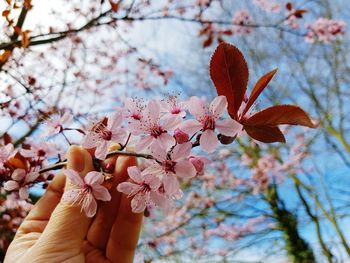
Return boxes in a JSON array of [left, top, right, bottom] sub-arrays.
[[0, 0, 349, 262]]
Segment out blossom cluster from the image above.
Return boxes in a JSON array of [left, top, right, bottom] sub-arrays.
[[305, 18, 346, 44], [0, 95, 242, 217]]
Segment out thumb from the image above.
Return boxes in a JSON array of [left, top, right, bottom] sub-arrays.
[[32, 145, 94, 258]]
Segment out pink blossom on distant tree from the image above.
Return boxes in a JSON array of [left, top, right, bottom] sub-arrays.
[[3, 169, 39, 199], [305, 18, 346, 43]]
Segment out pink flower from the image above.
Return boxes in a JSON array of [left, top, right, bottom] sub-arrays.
[[42, 112, 73, 137], [253, 0, 280, 13], [3, 169, 39, 199], [160, 95, 187, 119], [62, 169, 111, 217], [145, 142, 196, 196], [20, 141, 59, 160], [232, 10, 254, 34], [117, 166, 170, 213], [181, 96, 242, 153], [174, 128, 189, 144], [0, 144, 16, 168], [123, 98, 145, 132], [189, 156, 209, 176], [305, 18, 346, 44], [82, 112, 126, 160], [133, 100, 181, 152]]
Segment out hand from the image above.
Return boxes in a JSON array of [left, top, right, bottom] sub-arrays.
[[4, 145, 142, 263]]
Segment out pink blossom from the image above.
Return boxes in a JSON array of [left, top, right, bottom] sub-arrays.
[[117, 166, 170, 213], [3, 169, 39, 199], [132, 100, 181, 152], [42, 112, 73, 137], [253, 0, 280, 13], [20, 141, 59, 160], [0, 144, 16, 168], [305, 18, 346, 43], [232, 10, 254, 34], [145, 142, 196, 196], [82, 112, 126, 160], [181, 96, 242, 152], [62, 169, 111, 217], [160, 95, 187, 119], [174, 128, 189, 144], [123, 97, 145, 132]]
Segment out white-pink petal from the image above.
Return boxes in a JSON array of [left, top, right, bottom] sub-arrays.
[[95, 141, 109, 160], [172, 142, 192, 161], [19, 187, 29, 200], [181, 119, 202, 134], [117, 182, 141, 195], [64, 169, 84, 186], [92, 185, 111, 201], [216, 119, 242, 136], [163, 174, 180, 195], [175, 160, 197, 178], [200, 130, 218, 153], [85, 171, 104, 186], [3, 180, 19, 191], [127, 166, 143, 183], [84, 194, 97, 218], [209, 96, 228, 118], [12, 169, 26, 181], [188, 96, 206, 119]]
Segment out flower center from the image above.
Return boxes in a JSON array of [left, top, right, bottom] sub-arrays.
[[131, 113, 141, 120], [83, 184, 92, 194], [37, 149, 46, 157], [100, 130, 112, 141], [150, 125, 165, 138], [171, 107, 181, 114], [163, 160, 176, 173], [140, 182, 151, 193], [202, 115, 215, 131]]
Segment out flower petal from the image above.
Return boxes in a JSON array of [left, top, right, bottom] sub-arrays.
[[3, 180, 19, 191], [108, 112, 123, 131], [216, 119, 243, 136], [95, 141, 109, 160], [19, 187, 29, 200], [181, 119, 202, 134], [175, 160, 197, 178], [127, 166, 143, 183], [163, 174, 180, 196], [131, 193, 147, 213], [117, 182, 141, 195], [84, 194, 97, 218], [200, 130, 218, 153], [12, 169, 26, 181], [85, 171, 104, 186], [62, 189, 81, 204], [136, 136, 153, 152], [188, 96, 206, 119], [156, 133, 175, 150], [64, 169, 84, 186], [209, 96, 228, 118], [171, 142, 192, 161], [92, 185, 111, 201]]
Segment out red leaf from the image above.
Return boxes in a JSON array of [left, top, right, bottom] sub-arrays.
[[286, 2, 293, 11], [294, 9, 307, 18], [242, 68, 277, 117], [210, 42, 249, 119], [244, 125, 286, 143], [244, 105, 317, 128], [109, 0, 119, 12]]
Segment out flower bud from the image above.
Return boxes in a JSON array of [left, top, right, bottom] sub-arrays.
[[174, 128, 189, 144], [189, 156, 206, 176]]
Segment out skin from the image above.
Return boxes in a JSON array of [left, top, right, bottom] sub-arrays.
[[4, 145, 143, 263]]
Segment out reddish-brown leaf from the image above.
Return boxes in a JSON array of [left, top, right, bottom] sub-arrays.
[[294, 9, 307, 18], [109, 0, 119, 12], [286, 2, 293, 10], [210, 42, 249, 119], [244, 105, 317, 128], [242, 68, 278, 117], [2, 132, 12, 144], [2, 10, 10, 18], [244, 125, 286, 143]]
